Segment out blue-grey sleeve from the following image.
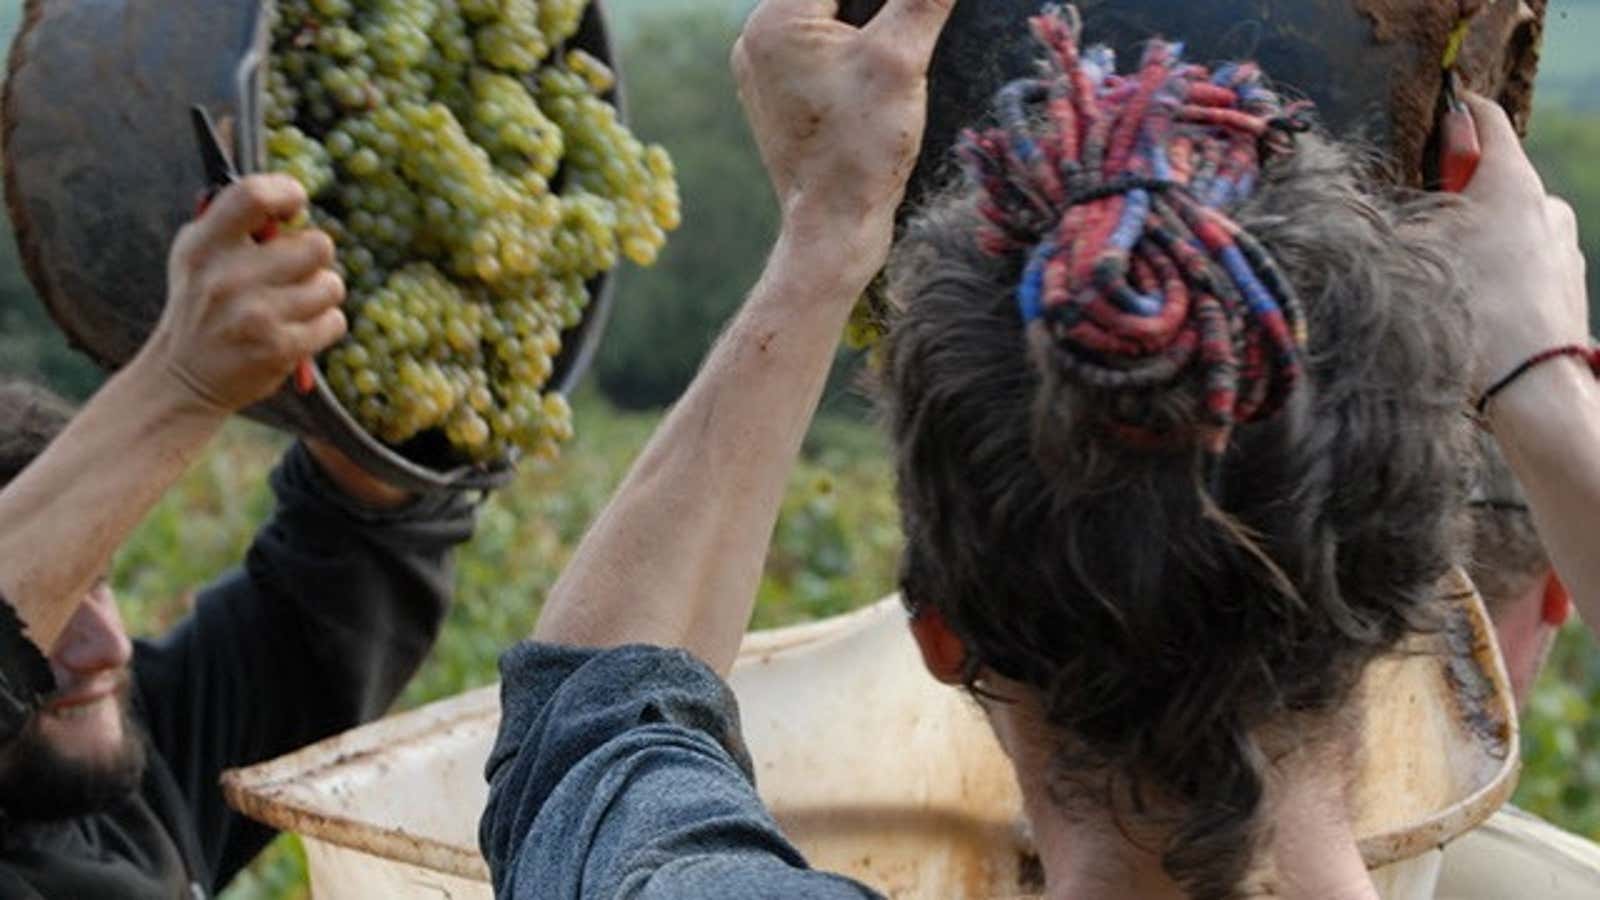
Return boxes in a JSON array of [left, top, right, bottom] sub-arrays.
[[481, 643, 883, 900]]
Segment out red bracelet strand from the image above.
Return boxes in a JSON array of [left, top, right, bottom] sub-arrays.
[[1476, 344, 1600, 416]]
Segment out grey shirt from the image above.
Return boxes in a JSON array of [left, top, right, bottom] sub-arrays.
[[481, 643, 883, 899]]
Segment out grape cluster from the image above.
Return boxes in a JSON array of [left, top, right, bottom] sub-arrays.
[[265, 0, 679, 463]]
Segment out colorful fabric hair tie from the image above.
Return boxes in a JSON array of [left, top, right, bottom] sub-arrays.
[[957, 4, 1312, 456]]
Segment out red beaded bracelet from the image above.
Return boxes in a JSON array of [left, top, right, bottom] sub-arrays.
[[1475, 344, 1600, 416]]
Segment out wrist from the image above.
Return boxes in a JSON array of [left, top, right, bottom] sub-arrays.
[[118, 346, 231, 436], [1486, 357, 1600, 455], [124, 333, 233, 422], [773, 221, 889, 300]]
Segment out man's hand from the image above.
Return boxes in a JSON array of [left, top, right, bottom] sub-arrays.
[[145, 174, 347, 415], [1455, 93, 1589, 393], [733, 0, 955, 271], [0, 175, 347, 651]]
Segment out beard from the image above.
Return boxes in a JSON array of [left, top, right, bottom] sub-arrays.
[[0, 686, 147, 822]]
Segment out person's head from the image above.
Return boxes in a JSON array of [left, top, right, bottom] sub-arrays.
[[1466, 429, 1568, 710], [0, 377, 143, 821], [877, 10, 1472, 899]]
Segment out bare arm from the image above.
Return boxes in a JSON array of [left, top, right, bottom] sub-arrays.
[[0, 174, 348, 651], [1488, 366, 1600, 625], [532, 0, 955, 676], [1456, 94, 1600, 628]]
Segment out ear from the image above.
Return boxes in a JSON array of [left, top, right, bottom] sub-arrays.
[[909, 606, 968, 685], [1541, 573, 1573, 628]]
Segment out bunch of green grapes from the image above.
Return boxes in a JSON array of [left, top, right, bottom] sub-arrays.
[[265, 0, 678, 464]]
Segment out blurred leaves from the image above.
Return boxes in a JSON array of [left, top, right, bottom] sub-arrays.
[[1517, 622, 1600, 839]]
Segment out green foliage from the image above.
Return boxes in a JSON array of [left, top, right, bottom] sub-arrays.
[[0, 2, 1598, 897], [1517, 624, 1600, 839]]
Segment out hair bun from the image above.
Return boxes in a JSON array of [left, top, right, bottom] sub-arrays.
[[958, 5, 1312, 456]]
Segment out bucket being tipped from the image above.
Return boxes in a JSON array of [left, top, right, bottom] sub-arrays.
[[2, 0, 625, 492], [838, 0, 1547, 212]]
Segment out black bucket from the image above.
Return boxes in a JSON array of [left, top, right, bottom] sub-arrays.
[[839, 0, 1547, 213], [3, 0, 624, 493]]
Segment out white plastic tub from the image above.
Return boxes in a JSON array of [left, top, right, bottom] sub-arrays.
[[224, 573, 1517, 899]]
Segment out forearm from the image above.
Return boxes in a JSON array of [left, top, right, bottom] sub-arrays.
[[0, 351, 224, 649], [535, 225, 877, 675], [1488, 360, 1600, 630]]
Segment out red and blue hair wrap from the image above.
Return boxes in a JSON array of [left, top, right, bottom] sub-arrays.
[[958, 5, 1314, 456]]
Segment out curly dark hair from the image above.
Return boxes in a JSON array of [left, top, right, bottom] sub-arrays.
[[877, 130, 1473, 899], [0, 377, 73, 489]]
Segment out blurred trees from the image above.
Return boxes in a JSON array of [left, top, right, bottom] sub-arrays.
[[595, 7, 780, 409]]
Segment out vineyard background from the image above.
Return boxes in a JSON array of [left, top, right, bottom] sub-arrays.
[[0, 1, 1598, 896]]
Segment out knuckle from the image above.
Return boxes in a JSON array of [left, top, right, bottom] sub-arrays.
[[324, 308, 350, 342], [200, 266, 236, 305], [867, 41, 918, 80], [309, 229, 337, 266], [311, 268, 346, 305], [1549, 196, 1577, 226], [236, 177, 275, 214], [232, 307, 275, 347], [322, 269, 348, 303]]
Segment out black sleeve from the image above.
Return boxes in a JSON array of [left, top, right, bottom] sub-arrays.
[[481, 642, 882, 900], [131, 441, 477, 891]]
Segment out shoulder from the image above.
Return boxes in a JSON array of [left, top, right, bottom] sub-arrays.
[[1437, 805, 1600, 900]]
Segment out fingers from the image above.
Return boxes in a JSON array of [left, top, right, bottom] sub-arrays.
[[193, 174, 308, 246], [220, 228, 337, 292], [1459, 91, 1543, 197], [282, 307, 349, 359], [272, 269, 347, 322], [1460, 92, 1517, 156], [864, 0, 956, 61]]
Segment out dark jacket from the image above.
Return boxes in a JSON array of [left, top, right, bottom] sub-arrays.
[[0, 442, 476, 899]]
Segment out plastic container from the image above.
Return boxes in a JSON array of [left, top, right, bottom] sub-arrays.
[[2, 0, 621, 493], [223, 570, 1517, 900], [836, 0, 1548, 212]]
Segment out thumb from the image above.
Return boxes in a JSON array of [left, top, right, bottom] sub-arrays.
[[1459, 92, 1542, 197]]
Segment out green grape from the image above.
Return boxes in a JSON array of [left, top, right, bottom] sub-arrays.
[[468, 69, 562, 178], [539, 0, 587, 49], [472, 0, 548, 73], [264, 67, 300, 127], [268, 0, 680, 464], [309, 0, 352, 19], [266, 126, 335, 197], [538, 59, 680, 270]]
